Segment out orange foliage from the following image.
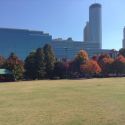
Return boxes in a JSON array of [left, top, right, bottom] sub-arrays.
[[75, 50, 89, 64], [80, 60, 101, 74]]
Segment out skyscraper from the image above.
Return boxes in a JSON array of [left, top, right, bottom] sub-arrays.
[[84, 22, 90, 42], [123, 27, 125, 48], [84, 3, 102, 49]]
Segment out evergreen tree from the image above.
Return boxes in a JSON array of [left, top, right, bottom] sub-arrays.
[[35, 48, 46, 79], [24, 51, 36, 80], [43, 44, 56, 78]]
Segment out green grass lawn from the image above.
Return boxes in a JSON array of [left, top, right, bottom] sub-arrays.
[[0, 78, 125, 125]]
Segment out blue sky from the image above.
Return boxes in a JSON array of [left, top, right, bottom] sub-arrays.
[[0, 0, 125, 50]]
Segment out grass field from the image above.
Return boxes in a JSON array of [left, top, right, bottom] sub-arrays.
[[0, 78, 125, 125]]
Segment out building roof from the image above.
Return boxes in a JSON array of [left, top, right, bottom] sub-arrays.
[[90, 3, 101, 8], [0, 69, 12, 75]]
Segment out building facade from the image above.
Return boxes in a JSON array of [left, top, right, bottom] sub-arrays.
[[0, 3, 112, 60], [84, 22, 90, 42], [51, 38, 84, 60], [0, 28, 52, 59], [123, 27, 125, 48], [51, 38, 110, 60], [84, 3, 102, 49]]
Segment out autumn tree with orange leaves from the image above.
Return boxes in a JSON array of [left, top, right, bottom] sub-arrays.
[[80, 60, 101, 76], [72, 50, 89, 73]]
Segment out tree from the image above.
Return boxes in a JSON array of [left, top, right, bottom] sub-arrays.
[[54, 61, 69, 79], [92, 55, 98, 61], [43, 44, 56, 78], [25, 48, 46, 80], [119, 48, 125, 57], [80, 60, 101, 76], [112, 55, 125, 75], [5, 52, 24, 80], [25, 51, 36, 79], [0, 55, 5, 68], [25, 44, 56, 80], [75, 50, 89, 64], [73, 50, 89, 73], [98, 54, 114, 74], [35, 48, 46, 79]]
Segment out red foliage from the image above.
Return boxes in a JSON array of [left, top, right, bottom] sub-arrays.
[[115, 55, 125, 63], [112, 55, 125, 74], [98, 54, 114, 73], [6, 53, 24, 72], [92, 55, 98, 61], [80, 60, 101, 74]]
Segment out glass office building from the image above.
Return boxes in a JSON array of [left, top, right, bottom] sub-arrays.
[[0, 28, 52, 59]]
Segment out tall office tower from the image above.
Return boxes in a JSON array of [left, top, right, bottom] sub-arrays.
[[123, 27, 125, 48], [84, 3, 102, 49], [84, 22, 90, 42], [89, 3, 102, 48]]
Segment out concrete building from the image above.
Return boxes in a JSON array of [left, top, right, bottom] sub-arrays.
[[84, 3, 102, 49], [84, 22, 90, 42], [123, 27, 125, 48], [51, 38, 84, 60], [51, 38, 110, 60]]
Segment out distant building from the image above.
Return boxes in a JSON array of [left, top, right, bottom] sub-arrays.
[[84, 22, 90, 42], [51, 38, 110, 60], [0, 3, 112, 60], [84, 3, 102, 49], [0, 28, 52, 59], [123, 27, 125, 48], [51, 38, 84, 59]]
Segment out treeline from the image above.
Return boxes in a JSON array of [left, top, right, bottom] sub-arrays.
[[1, 44, 125, 81]]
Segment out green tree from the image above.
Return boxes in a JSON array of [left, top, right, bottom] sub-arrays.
[[24, 51, 36, 80], [5, 52, 24, 80], [54, 61, 69, 79], [35, 48, 46, 79], [43, 44, 56, 78]]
